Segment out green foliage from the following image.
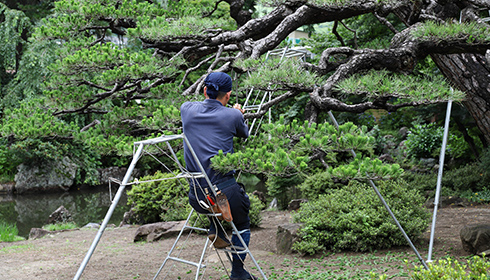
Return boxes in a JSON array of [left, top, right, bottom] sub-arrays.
[[266, 175, 304, 209], [249, 194, 265, 227], [0, 221, 24, 242], [330, 155, 403, 181], [0, 141, 21, 181], [237, 58, 324, 92], [337, 70, 465, 103], [478, 147, 490, 180], [405, 122, 472, 160], [34, 0, 164, 40], [1, 39, 58, 108], [402, 163, 488, 197], [292, 179, 429, 254], [0, 99, 101, 184], [1, 99, 78, 139], [405, 123, 442, 158], [460, 187, 490, 204], [17, 0, 55, 23], [42, 222, 78, 231], [127, 171, 189, 224], [412, 21, 490, 44], [344, 13, 403, 49], [297, 171, 336, 199], [409, 256, 490, 280], [0, 3, 31, 71], [45, 44, 181, 112], [131, 15, 232, 40], [212, 117, 403, 183]]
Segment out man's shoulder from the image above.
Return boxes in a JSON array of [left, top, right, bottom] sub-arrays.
[[181, 101, 203, 110]]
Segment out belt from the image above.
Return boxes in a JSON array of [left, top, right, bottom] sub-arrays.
[[215, 178, 236, 191]]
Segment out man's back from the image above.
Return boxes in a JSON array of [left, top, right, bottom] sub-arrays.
[[181, 98, 248, 184]]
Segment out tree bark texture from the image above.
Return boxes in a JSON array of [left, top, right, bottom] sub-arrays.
[[432, 53, 490, 146]]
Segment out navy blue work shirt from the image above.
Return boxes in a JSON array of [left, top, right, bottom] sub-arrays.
[[180, 99, 249, 188]]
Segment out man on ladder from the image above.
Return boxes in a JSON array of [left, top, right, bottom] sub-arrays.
[[180, 72, 257, 280]]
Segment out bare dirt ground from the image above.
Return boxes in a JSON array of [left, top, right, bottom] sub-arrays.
[[1, 206, 490, 280]]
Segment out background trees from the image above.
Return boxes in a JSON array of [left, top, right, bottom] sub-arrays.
[[0, 0, 488, 186], [1, 0, 489, 255]]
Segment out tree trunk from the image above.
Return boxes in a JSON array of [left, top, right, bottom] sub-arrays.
[[432, 53, 490, 147]]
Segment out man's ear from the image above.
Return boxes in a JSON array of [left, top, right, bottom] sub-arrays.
[[204, 86, 209, 99]]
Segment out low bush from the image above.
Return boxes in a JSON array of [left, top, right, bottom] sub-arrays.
[[127, 171, 189, 224], [409, 256, 489, 280], [42, 222, 78, 231], [405, 123, 444, 158], [478, 147, 490, 180], [297, 171, 342, 199], [402, 163, 489, 198], [292, 179, 429, 254], [0, 221, 24, 242], [127, 171, 265, 227], [371, 256, 490, 279]]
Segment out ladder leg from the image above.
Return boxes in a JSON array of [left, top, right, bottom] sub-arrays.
[[228, 222, 268, 280], [154, 209, 199, 280], [195, 236, 210, 280]]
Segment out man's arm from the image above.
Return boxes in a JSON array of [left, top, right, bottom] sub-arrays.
[[232, 104, 249, 139]]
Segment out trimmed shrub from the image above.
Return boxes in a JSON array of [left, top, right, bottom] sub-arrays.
[[127, 171, 189, 224], [409, 256, 490, 280], [297, 171, 338, 199], [292, 179, 429, 254]]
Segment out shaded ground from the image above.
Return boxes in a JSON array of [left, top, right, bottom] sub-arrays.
[[1, 206, 489, 280]]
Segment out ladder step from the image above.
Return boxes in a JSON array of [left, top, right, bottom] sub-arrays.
[[167, 256, 207, 268], [134, 134, 184, 145], [218, 246, 247, 254], [184, 225, 209, 232], [176, 172, 206, 179]]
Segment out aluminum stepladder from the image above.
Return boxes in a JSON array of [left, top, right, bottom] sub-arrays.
[[241, 47, 311, 137], [73, 134, 267, 280], [149, 134, 268, 280]]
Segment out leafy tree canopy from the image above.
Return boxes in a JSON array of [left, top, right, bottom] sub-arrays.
[[1, 0, 489, 182]]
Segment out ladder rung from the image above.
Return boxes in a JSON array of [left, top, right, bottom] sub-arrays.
[[184, 225, 209, 232], [244, 105, 260, 109], [218, 246, 248, 254], [204, 213, 222, 217], [167, 256, 207, 268], [176, 172, 205, 179], [134, 134, 184, 145]]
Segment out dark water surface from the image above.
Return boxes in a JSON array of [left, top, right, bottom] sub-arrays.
[[0, 187, 130, 238], [0, 175, 267, 238]]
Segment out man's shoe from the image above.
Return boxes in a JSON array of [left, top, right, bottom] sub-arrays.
[[208, 233, 231, 249], [229, 270, 258, 280], [229, 274, 258, 280]]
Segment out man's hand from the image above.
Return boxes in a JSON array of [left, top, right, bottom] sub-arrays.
[[233, 103, 245, 114]]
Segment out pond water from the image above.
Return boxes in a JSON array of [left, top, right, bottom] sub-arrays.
[[0, 187, 130, 238], [0, 177, 267, 238]]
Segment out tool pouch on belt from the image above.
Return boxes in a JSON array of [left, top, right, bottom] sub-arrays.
[[215, 191, 233, 222]]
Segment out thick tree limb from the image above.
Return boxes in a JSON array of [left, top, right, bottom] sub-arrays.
[[309, 88, 441, 113]]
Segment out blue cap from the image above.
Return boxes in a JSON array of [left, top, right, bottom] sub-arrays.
[[204, 72, 232, 99]]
